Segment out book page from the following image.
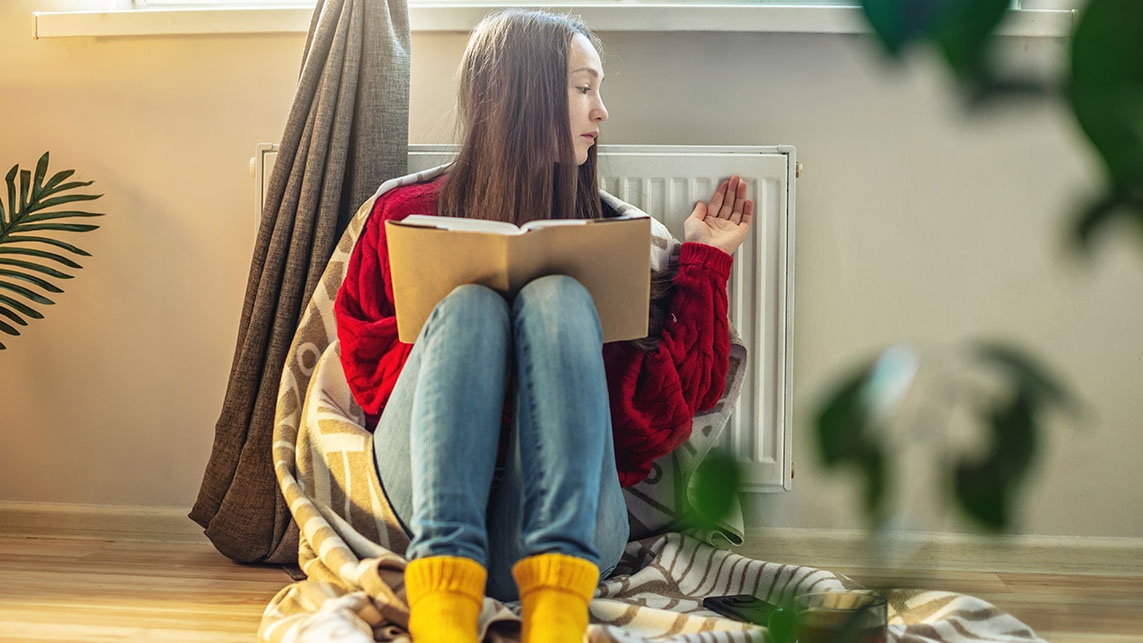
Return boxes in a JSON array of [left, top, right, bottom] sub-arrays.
[[518, 213, 646, 232], [399, 213, 647, 234], [518, 218, 588, 232], [397, 214, 523, 235], [506, 217, 650, 342], [387, 215, 651, 343], [387, 223, 512, 341]]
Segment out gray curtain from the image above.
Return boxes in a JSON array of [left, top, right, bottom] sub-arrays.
[[190, 0, 411, 564]]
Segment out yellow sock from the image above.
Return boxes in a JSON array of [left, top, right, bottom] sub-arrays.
[[512, 553, 599, 643], [404, 555, 486, 643]]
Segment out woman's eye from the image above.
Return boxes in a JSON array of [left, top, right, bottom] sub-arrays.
[[578, 86, 592, 94]]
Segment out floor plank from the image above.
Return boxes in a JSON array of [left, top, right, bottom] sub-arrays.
[[2, 536, 1142, 641], [0, 537, 291, 642], [839, 567, 1143, 641]]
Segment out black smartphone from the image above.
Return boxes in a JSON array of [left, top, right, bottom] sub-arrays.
[[702, 594, 780, 624]]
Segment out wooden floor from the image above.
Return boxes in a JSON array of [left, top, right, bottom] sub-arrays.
[[833, 566, 1143, 643], [1, 536, 1141, 642]]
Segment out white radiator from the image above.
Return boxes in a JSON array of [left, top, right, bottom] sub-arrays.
[[252, 143, 797, 492]]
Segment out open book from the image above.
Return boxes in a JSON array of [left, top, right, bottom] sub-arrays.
[[386, 214, 652, 343]]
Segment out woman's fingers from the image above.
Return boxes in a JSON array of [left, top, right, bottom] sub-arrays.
[[707, 179, 728, 215], [711, 176, 749, 223], [740, 199, 754, 227], [702, 176, 754, 243], [711, 176, 745, 220], [718, 176, 738, 218], [689, 200, 708, 221]]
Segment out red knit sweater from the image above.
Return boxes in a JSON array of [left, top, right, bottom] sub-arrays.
[[334, 177, 732, 487]]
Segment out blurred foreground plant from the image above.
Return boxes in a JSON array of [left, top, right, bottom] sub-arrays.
[[806, 0, 1130, 533], [694, 0, 1115, 541], [814, 340, 1077, 533], [860, 0, 1143, 250]]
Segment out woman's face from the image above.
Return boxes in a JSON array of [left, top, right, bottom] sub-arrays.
[[567, 33, 608, 166]]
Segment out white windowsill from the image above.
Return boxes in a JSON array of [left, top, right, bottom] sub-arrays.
[[33, 4, 1075, 39]]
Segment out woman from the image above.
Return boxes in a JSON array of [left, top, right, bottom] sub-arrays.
[[335, 9, 753, 642]]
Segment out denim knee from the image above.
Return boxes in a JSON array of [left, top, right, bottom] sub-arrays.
[[427, 283, 510, 334], [514, 275, 601, 339], [516, 274, 591, 308]]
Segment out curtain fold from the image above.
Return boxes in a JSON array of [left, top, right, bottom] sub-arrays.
[[190, 0, 411, 564]]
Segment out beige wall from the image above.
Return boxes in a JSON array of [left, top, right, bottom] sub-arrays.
[[2, 2, 1140, 538]]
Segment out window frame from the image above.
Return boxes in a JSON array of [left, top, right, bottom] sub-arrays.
[[132, 0, 1084, 7], [132, 0, 866, 6], [35, 1, 1077, 39]]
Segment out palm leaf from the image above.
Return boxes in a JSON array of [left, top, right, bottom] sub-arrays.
[[16, 223, 100, 234], [0, 268, 64, 293], [0, 247, 84, 269], [0, 293, 45, 319], [2, 235, 92, 257], [0, 305, 27, 327], [0, 152, 102, 350], [42, 169, 76, 192], [0, 257, 74, 279]]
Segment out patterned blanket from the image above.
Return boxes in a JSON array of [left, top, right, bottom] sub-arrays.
[[259, 167, 1047, 643]]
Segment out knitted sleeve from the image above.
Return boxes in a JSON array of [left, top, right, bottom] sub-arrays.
[[334, 184, 439, 427], [603, 241, 733, 487]]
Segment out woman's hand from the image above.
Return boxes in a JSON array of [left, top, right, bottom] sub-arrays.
[[683, 175, 754, 255]]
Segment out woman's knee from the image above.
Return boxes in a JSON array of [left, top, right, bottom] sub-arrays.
[[427, 283, 509, 329], [440, 283, 508, 317], [517, 274, 590, 307], [514, 275, 601, 338], [418, 284, 511, 350]]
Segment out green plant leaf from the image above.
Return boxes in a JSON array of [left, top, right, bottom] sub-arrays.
[[17, 223, 100, 233], [0, 280, 55, 305], [954, 340, 1075, 531], [931, 0, 1010, 81], [815, 360, 875, 465], [0, 269, 64, 293], [0, 248, 83, 269], [766, 606, 797, 643], [812, 354, 893, 525], [19, 170, 32, 212], [47, 180, 95, 194], [954, 391, 1037, 531], [1070, 189, 1143, 252], [972, 340, 1076, 409], [22, 210, 104, 222], [0, 317, 19, 336], [860, 0, 952, 57], [31, 153, 49, 199], [0, 257, 73, 280], [3, 235, 92, 257], [0, 153, 102, 350], [0, 304, 28, 327], [686, 448, 743, 530], [5, 165, 16, 226], [42, 168, 76, 193], [27, 193, 103, 213], [0, 293, 44, 319], [1069, 0, 1143, 192]]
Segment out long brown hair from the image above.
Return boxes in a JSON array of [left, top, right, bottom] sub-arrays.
[[439, 9, 604, 224]]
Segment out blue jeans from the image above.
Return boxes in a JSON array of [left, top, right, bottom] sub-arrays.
[[373, 275, 630, 601]]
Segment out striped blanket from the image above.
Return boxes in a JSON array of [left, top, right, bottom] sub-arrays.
[[259, 167, 1046, 643]]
